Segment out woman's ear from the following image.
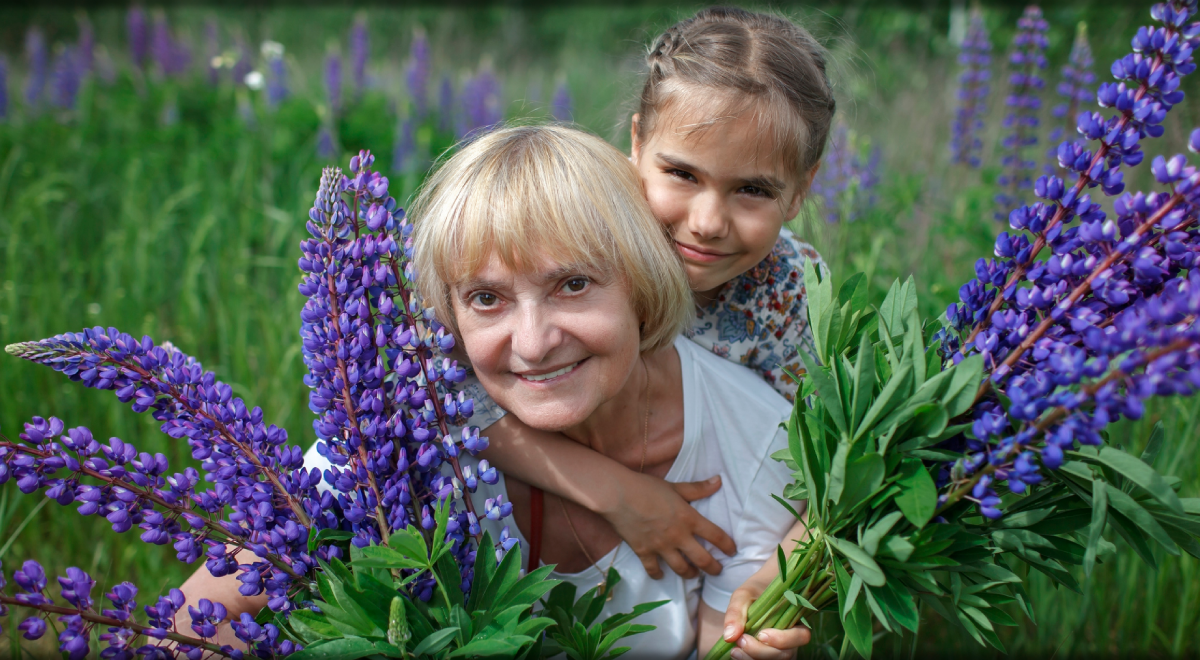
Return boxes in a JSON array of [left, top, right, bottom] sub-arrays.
[[630, 114, 644, 165], [786, 160, 822, 220]]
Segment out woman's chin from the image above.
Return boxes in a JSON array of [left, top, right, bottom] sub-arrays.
[[507, 401, 592, 433]]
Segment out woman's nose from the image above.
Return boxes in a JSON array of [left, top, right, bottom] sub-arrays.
[[511, 304, 563, 365], [687, 192, 730, 241]]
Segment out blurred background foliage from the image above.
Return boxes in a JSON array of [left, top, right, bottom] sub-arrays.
[[0, 2, 1197, 657]]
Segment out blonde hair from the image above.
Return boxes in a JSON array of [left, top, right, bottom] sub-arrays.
[[638, 7, 836, 181], [411, 124, 692, 353]]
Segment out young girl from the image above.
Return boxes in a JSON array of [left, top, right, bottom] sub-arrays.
[[474, 7, 835, 659]]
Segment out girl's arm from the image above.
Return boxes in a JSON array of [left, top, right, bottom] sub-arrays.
[[173, 551, 268, 651], [481, 413, 737, 579]]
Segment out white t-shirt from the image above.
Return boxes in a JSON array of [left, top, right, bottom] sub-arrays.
[[302, 336, 797, 659]]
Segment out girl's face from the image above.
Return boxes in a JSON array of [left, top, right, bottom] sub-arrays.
[[451, 252, 642, 432], [631, 106, 811, 302]]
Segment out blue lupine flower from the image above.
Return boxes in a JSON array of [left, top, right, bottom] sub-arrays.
[[24, 27, 47, 110], [438, 74, 454, 133], [127, 7, 148, 70], [325, 49, 342, 115], [551, 81, 573, 121], [1047, 22, 1094, 170], [51, 46, 81, 111], [406, 29, 431, 118], [460, 63, 502, 136], [77, 16, 94, 74], [995, 6, 1049, 220], [150, 12, 191, 78], [263, 41, 288, 108], [0, 56, 8, 120], [951, 8, 992, 167], [942, 0, 1200, 520], [350, 15, 368, 98], [809, 124, 881, 223]]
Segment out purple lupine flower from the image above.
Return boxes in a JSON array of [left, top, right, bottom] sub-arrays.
[[951, 8, 992, 167], [51, 47, 82, 111], [263, 42, 287, 108], [809, 125, 881, 223], [128, 7, 148, 70], [24, 27, 48, 110], [77, 15, 95, 74], [551, 81, 573, 121], [204, 19, 221, 86], [1045, 22, 1095, 175], [941, 0, 1200, 519], [392, 116, 416, 174], [299, 150, 507, 585], [437, 74, 454, 134], [317, 124, 336, 159], [150, 12, 191, 78], [994, 5, 1049, 220], [325, 50, 342, 115], [405, 29, 430, 117], [460, 64, 502, 136], [0, 56, 8, 120], [350, 15, 368, 98], [232, 35, 251, 88]]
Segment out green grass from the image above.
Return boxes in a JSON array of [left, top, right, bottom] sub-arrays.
[[1, 3, 1198, 658]]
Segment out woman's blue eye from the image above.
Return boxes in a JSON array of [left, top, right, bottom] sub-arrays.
[[563, 277, 589, 293]]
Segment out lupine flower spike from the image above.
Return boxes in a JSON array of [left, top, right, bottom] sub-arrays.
[[1047, 22, 1096, 176], [24, 27, 47, 110], [995, 6, 1050, 219], [127, 7, 148, 70], [943, 0, 1200, 519], [951, 8, 992, 167], [324, 48, 342, 117], [350, 15, 368, 99], [551, 81, 573, 121], [809, 124, 881, 224], [405, 29, 431, 118]]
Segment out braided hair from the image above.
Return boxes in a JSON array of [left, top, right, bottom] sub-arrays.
[[638, 6, 836, 180]]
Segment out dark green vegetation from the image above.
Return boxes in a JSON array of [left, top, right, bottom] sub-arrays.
[[1, 3, 1196, 657]]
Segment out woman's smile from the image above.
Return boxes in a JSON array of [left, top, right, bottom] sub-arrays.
[[513, 357, 589, 384]]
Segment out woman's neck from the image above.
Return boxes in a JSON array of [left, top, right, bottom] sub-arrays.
[[561, 344, 682, 470]]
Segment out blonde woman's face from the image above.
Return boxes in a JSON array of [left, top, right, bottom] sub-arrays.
[[631, 108, 807, 301], [451, 252, 642, 432]]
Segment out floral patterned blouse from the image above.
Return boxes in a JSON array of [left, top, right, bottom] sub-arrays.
[[686, 227, 824, 402], [461, 227, 823, 428]]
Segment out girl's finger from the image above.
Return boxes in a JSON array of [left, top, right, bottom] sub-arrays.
[[722, 589, 754, 642], [754, 626, 812, 651], [732, 632, 793, 660]]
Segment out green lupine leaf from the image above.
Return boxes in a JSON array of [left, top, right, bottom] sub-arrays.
[[827, 440, 851, 505], [861, 511, 904, 556], [307, 529, 356, 553], [828, 537, 886, 587], [799, 350, 846, 436], [1140, 421, 1165, 467], [412, 627, 460, 657], [387, 526, 432, 566], [895, 459, 937, 529], [1104, 484, 1180, 555], [831, 453, 885, 517], [853, 358, 913, 443], [791, 395, 826, 518], [288, 610, 343, 642], [353, 545, 428, 570], [1077, 447, 1184, 514], [869, 579, 919, 633], [285, 637, 385, 660], [1084, 478, 1108, 576]]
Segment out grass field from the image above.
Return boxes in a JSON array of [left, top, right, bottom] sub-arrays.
[[1, 3, 1197, 657]]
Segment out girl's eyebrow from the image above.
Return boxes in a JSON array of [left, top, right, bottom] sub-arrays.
[[655, 152, 786, 194]]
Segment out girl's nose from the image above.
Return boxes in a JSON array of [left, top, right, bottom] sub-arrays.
[[687, 192, 730, 241]]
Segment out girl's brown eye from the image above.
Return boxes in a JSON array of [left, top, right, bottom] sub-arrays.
[[563, 277, 589, 293]]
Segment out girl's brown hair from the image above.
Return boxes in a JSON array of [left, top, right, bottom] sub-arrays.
[[637, 6, 836, 181]]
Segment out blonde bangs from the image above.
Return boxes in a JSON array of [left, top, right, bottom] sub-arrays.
[[411, 124, 692, 352]]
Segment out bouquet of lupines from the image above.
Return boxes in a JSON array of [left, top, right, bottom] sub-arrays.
[[0, 151, 658, 659], [709, 2, 1200, 657]]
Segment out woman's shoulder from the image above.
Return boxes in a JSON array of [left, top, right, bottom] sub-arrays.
[[675, 337, 791, 423]]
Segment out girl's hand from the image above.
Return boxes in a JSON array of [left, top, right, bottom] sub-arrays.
[[605, 472, 737, 579], [722, 520, 812, 659]]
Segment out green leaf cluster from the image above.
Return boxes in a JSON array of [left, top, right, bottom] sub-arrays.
[[712, 271, 1200, 660], [282, 500, 661, 659]]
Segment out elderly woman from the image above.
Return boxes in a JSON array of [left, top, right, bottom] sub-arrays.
[[408, 124, 799, 659], [178, 124, 804, 659]]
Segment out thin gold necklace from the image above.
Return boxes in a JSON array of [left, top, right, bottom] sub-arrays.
[[559, 357, 650, 599]]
